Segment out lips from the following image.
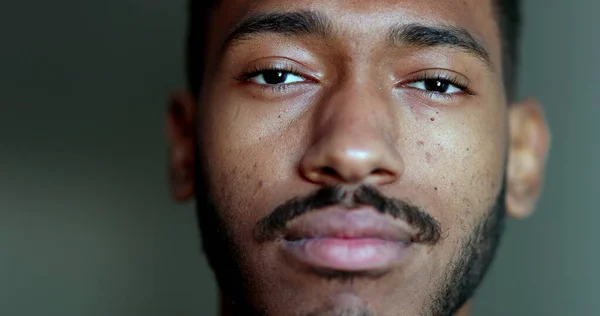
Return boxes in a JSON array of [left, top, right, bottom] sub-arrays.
[[279, 207, 416, 272], [283, 207, 415, 242]]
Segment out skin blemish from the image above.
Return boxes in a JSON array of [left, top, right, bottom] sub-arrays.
[[417, 140, 425, 146], [425, 152, 432, 163], [258, 180, 264, 188]]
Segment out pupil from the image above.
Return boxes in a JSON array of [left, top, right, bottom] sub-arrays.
[[263, 71, 287, 84], [425, 79, 449, 93]]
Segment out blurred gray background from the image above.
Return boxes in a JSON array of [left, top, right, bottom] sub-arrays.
[[0, 0, 597, 315]]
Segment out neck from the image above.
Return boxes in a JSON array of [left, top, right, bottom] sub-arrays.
[[218, 292, 471, 316]]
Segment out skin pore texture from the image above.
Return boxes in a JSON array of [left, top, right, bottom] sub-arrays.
[[166, 0, 551, 315]]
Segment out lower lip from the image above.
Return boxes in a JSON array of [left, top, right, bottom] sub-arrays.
[[282, 238, 410, 271]]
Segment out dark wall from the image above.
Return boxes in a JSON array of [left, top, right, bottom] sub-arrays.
[[0, 1, 597, 315]]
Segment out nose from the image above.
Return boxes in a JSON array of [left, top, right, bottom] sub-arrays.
[[299, 81, 404, 186]]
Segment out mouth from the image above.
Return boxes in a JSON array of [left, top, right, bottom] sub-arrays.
[[279, 207, 416, 272]]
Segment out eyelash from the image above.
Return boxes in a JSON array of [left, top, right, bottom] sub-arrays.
[[405, 73, 474, 97], [236, 65, 307, 92], [236, 67, 474, 98]]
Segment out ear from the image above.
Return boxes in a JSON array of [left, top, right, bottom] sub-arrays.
[[506, 98, 551, 219], [166, 90, 197, 201]]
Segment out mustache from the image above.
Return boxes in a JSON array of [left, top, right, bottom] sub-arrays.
[[253, 185, 441, 244]]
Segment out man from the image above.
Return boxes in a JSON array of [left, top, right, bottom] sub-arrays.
[[166, 0, 550, 315]]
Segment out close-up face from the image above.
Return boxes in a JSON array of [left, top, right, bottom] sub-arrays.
[[167, 0, 550, 315]]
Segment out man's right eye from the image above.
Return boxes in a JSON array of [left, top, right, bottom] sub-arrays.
[[247, 69, 306, 85]]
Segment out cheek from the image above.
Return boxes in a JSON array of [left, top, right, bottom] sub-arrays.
[[405, 104, 507, 235], [400, 114, 506, 278], [198, 120, 303, 246], [201, 149, 269, 232], [199, 81, 315, 206]]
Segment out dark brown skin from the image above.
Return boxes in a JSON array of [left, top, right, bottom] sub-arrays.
[[167, 0, 551, 315]]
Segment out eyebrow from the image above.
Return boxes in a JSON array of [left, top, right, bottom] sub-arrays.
[[221, 10, 332, 51], [221, 10, 492, 69], [387, 23, 492, 68]]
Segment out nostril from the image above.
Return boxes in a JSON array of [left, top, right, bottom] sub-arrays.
[[371, 169, 397, 182], [320, 166, 338, 177], [372, 169, 391, 176]]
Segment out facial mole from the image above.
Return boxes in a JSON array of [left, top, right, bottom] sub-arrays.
[[430, 117, 435, 122]]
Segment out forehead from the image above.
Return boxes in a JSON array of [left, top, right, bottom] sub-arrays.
[[208, 0, 502, 70]]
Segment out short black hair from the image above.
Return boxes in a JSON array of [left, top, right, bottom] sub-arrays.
[[493, 0, 522, 100], [186, 0, 521, 100]]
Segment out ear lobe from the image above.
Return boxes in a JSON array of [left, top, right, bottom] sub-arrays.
[[506, 98, 551, 219], [166, 90, 197, 201]]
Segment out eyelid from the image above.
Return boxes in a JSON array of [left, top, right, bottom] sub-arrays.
[[407, 80, 463, 94], [397, 69, 474, 95], [235, 58, 322, 83], [398, 69, 468, 84], [240, 67, 308, 84]]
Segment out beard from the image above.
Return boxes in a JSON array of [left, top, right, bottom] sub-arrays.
[[193, 161, 507, 316], [423, 183, 506, 316]]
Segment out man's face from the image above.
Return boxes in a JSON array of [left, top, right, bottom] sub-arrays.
[[167, 0, 550, 315]]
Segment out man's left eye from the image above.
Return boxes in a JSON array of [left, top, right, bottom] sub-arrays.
[[407, 79, 463, 94], [249, 70, 306, 85]]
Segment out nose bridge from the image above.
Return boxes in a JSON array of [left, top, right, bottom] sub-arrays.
[[300, 78, 404, 186], [320, 79, 391, 142]]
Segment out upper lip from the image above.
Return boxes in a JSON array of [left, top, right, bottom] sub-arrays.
[[282, 206, 415, 242]]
